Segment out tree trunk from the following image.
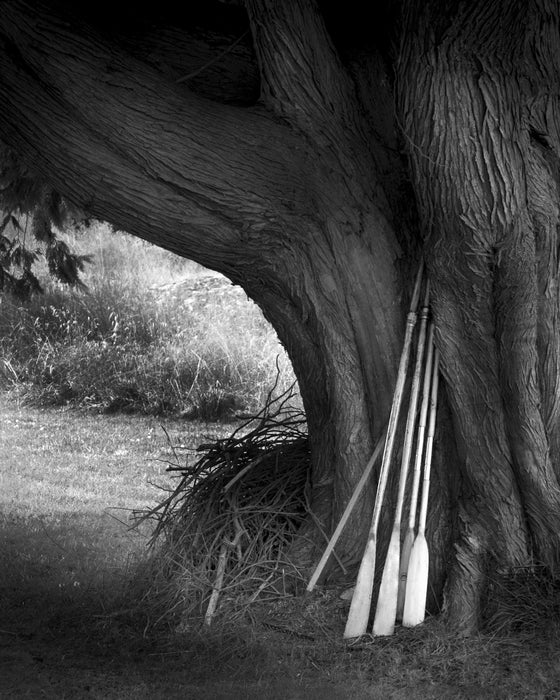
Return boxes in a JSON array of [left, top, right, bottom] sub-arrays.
[[237, 212, 403, 568], [1, 0, 560, 634], [0, 0, 411, 569], [398, 0, 560, 631]]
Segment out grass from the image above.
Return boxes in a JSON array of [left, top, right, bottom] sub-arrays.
[[2, 394, 560, 698], [0, 221, 296, 419], [2, 222, 560, 697]]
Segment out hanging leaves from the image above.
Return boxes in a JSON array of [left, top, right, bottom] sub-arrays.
[[31, 207, 56, 244], [45, 239, 91, 286], [0, 141, 90, 298]]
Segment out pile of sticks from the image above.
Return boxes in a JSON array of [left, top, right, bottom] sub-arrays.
[[141, 386, 309, 627], [307, 262, 440, 639]]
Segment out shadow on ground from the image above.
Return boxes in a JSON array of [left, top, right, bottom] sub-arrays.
[[0, 515, 363, 699]]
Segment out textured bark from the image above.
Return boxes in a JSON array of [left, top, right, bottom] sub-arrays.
[[0, 3, 302, 263], [1, 0, 559, 633], [124, 24, 260, 105], [398, 0, 560, 630], [0, 0, 407, 569], [526, 3, 560, 471]]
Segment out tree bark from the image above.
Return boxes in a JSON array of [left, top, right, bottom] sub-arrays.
[[0, 0, 408, 568], [398, 0, 560, 630], [1, 0, 559, 634]]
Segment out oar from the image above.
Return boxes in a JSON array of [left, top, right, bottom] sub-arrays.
[[372, 282, 430, 636], [402, 341, 440, 627], [306, 428, 386, 593], [343, 261, 424, 639], [397, 321, 435, 619]]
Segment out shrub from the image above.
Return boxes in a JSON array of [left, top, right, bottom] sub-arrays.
[[0, 222, 298, 418]]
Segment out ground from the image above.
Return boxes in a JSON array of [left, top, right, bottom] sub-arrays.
[[0, 394, 558, 699]]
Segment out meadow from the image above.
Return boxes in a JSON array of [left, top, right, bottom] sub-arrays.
[[1, 224, 560, 698], [3, 396, 559, 699], [0, 222, 296, 419]]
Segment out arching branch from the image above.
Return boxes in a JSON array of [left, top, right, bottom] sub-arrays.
[[0, 1, 315, 272], [123, 24, 259, 105], [245, 0, 361, 139]]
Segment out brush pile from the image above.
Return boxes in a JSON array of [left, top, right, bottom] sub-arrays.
[[143, 387, 310, 627]]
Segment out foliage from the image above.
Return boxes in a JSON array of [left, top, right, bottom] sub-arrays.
[[0, 143, 90, 298], [0, 223, 297, 419]]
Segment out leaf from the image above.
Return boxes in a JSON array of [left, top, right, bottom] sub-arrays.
[[32, 210, 55, 243], [0, 213, 11, 233], [0, 141, 91, 297], [46, 239, 90, 286]]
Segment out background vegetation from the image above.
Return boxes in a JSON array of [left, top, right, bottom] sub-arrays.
[[0, 221, 297, 420]]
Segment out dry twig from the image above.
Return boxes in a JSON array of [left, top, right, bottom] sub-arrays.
[[137, 384, 310, 626]]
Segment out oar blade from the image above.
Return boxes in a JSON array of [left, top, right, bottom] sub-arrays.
[[372, 531, 400, 636], [343, 538, 377, 638], [402, 535, 429, 627], [397, 527, 415, 620]]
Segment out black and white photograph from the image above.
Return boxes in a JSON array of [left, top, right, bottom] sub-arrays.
[[0, 1, 559, 698]]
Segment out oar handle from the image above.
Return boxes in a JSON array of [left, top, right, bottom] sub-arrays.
[[406, 321, 435, 532], [418, 346, 440, 535], [393, 281, 430, 526], [368, 261, 424, 536]]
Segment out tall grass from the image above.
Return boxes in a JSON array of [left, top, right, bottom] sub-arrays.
[[0, 222, 297, 419]]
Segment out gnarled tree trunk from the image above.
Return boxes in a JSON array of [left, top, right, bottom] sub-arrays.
[[398, 0, 560, 631], [0, 0, 559, 634]]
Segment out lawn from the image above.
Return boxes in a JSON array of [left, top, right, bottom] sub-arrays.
[[0, 394, 365, 699], [1, 393, 560, 699]]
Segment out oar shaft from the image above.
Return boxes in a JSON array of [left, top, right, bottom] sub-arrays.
[[393, 282, 430, 527], [369, 284, 430, 633], [367, 260, 425, 536], [306, 428, 386, 592], [405, 321, 435, 534], [397, 321, 435, 619], [372, 282, 431, 636], [401, 338, 441, 628], [418, 347, 440, 536]]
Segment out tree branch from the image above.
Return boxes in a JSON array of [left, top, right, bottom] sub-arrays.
[[123, 24, 259, 105], [245, 0, 359, 139], [0, 1, 312, 271]]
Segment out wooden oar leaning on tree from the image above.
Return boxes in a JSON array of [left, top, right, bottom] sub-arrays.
[[397, 319, 436, 620], [402, 337, 440, 627], [343, 261, 424, 639], [372, 282, 430, 636]]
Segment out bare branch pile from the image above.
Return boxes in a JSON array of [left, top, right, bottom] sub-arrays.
[[142, 386, 310, 627]]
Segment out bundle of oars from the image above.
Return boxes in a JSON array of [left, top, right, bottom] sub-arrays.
[[307, 262, 440, 639], [141, 386, 310, 627]]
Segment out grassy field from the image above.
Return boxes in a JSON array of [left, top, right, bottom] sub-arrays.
[[0, 222, 296, 419], [1, 394, 560, 699]]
